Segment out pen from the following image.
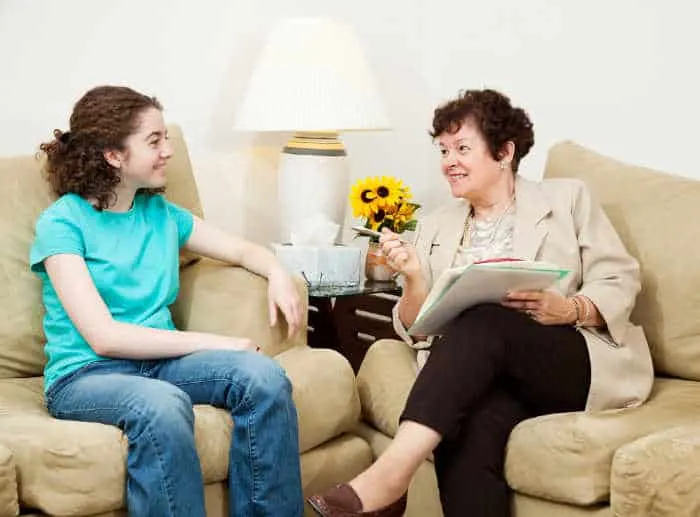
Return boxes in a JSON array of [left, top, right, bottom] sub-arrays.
[[351, 226, 410, 244]]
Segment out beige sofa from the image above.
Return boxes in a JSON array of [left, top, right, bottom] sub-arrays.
[[355, 141, 700, 517], [0, 126, 372, 517]]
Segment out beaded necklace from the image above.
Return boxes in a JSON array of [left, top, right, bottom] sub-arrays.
[[460, 196, 516, 248]]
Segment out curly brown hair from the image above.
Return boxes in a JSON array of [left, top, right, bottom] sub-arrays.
[[39, 85, 163, 210], [430, 89, 534, 173]]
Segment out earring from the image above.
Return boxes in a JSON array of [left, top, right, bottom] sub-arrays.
[[499, 161, 508, 170]]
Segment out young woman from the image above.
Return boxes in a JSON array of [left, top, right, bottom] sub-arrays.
[[32, 85, 305, 517]]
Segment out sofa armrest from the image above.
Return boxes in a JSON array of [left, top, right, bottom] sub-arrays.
[[611, 422, 700, 517], [275, 346, 361, 453], [172, 259, 308, 357], [356, 338, 418, 438], [0, 444, 18, 517]]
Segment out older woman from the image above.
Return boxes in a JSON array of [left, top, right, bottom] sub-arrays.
[[308, 89, 654, 517]]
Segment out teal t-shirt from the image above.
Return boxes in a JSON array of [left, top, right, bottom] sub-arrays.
[[29, 192, 194, 391]]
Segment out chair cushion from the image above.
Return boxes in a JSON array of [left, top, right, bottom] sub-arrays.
[[0, 153, 53, 378], [0, 347, 358, 515], [505, 378, 700, 505], [611, 422, 700, 517], [173, 260, 309, 359], [0, 443, 18, 517], [544, 142, 700, 380]]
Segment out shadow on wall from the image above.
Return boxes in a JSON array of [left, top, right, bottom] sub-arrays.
[[241, 134, 288, 244], [203, 26, 290, 244]]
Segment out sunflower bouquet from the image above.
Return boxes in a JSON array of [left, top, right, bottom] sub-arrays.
[[349, 175, 420, 242]]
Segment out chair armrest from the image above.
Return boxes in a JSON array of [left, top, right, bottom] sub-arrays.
[[356, 338, 418, 438], [611, 422, 700, 516], [0, 443, 18, 517], [275, 346, 361, 453], [172, 259, 308, 356]]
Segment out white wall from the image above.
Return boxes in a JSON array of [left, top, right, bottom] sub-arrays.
[[1, 0, 698, 243]]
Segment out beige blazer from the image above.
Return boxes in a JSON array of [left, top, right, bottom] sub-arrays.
[[392, 176, 654, 412]]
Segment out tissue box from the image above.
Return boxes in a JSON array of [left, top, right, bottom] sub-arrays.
[[272, 244, 362, 287]]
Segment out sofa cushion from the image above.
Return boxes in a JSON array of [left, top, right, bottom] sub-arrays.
[[173, 260, 309, 359], [544, 142, 700, 380], [0, 347, 358, 515], [0, 378, 228, 514], [505, 378, 700, 506], [611, 422, 700, 517], [0, 153, 53, 378], [0, 126, 202, 380], [0, 443, 18, 517], [160, 126, 204, 220]]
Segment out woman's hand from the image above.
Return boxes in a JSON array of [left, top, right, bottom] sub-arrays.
[[267, 267, 303, 338], [501, 290, 576, 326], [379, 229, 421, 279]]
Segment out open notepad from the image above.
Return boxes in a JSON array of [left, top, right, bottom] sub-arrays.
[[408, 259, 570, 336]]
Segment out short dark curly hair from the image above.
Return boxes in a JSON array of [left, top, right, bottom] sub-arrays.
[[430, 89, 534, 173], [39, 85, 163, 210]]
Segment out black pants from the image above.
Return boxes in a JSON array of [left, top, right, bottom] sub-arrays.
[[400, 304, 591, 517]]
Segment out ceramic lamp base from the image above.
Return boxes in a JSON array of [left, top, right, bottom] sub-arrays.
[[277, 132, 348, 244]]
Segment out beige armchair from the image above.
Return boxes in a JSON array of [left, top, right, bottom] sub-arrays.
[[355, 141, 700, 517], [0, 126, 372, 517]]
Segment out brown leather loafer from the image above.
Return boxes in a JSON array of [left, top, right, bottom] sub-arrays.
[[307, 483, 407, 516]]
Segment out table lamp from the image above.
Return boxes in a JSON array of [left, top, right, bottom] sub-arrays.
[[234, 17, 390, 244]]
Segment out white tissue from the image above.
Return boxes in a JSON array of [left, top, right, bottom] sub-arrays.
[[288, 214, 340, 246]]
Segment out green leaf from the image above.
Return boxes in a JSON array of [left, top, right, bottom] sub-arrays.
[[403, 220, 418, 231]]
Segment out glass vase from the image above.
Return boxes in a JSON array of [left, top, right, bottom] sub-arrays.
[[365, 241, 394, 282]]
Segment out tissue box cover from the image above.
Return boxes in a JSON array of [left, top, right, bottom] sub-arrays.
[[272, 244, 361, 287]]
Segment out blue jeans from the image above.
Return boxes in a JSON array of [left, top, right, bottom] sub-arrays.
[[45, 350, 303, 517]]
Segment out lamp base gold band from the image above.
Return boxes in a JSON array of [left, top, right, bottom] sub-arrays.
[[283, 131, 347, 156]]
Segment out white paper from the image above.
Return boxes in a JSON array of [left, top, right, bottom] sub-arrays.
[[408, 261, 570, 336], [289, 214, 340, 246]]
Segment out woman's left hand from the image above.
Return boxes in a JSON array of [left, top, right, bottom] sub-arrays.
[[267, 267, 303, 338], [501, 290, 576, 326]]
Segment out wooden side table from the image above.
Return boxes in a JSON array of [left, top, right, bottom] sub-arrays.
[[307, 281, 402, 372]]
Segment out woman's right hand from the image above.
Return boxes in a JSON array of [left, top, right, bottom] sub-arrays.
[[379, 229, 421, 279]]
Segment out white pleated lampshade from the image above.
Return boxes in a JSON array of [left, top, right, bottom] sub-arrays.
[[235, 17, 390, 132]]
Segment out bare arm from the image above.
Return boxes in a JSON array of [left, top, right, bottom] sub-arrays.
[[184, 216, 281, 278], [44, 254, 253, 359], [184, 217, 303, 337]]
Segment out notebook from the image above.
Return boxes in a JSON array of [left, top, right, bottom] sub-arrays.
[[408, 259, 570, 336]]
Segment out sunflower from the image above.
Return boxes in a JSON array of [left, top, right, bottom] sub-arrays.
[[389, 202, 419, 225], [368, 208, 387, 231], [349, 175, 411, 216], [349, 177, 380, 219], [349, 175, 420, 234], [373, 175, 408, 211]]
